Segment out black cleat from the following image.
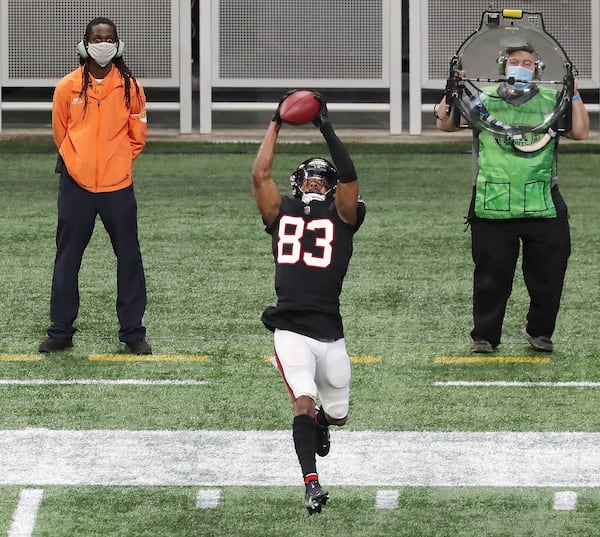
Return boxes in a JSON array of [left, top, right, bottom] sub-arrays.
[[125, 338, 152, 355], [316, 425, 330, 457], [38, 337, 73, 353], [314, 406, 331, 457], [304, 480, 330, 515]]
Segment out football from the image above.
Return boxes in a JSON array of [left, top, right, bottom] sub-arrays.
[[279, 90, 321, 126]]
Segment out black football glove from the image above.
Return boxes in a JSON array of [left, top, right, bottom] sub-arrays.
[[312, 91, 329, 127], [272, 89, 298, 124]]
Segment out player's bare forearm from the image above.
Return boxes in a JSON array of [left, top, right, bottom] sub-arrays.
[[252, 121, 282, 226], [335, 180, 359, 226], [253, 121, 279, 183]]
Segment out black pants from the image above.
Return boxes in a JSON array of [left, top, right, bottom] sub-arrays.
[[47, 171, 147, 343], [470, 214, 570, 347]]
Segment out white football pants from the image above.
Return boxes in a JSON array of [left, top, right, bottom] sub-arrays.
[[273, 328, 351, 419]]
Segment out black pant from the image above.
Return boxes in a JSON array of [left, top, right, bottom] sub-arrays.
[[47, 171, 147, 343], [470, 215, 570, 347]]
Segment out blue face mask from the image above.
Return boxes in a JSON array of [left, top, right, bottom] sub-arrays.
[[506, 65, 533, 89]]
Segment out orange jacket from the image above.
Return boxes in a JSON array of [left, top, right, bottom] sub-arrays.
[[52, 65, 147, 193]]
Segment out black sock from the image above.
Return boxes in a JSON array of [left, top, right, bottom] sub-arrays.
[[292, 414, 318, 480]]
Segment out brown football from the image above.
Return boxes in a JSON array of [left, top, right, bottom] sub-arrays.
[[279, 90, 321, 126]]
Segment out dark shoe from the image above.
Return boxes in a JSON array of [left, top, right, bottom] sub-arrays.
[[125, 339, 152, 355], [304, 480, 329, 515], [470, 339, 494, 353], [314, 407, 330, 457], [522, 329, 553, 352], [38, 337, 73, 353]]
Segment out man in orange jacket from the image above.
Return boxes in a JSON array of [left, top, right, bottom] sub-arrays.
[[39, 17, 151, 354]]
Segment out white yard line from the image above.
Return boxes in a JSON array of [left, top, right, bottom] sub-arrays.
[[375, 489, 400, 509], [1, 430, 600, 487], [7, 488, 44, 537], [434, 381, 600, 388], [0, 379, 209, 386], [196, 489, 221, 508], [553, 491, 578, 510]]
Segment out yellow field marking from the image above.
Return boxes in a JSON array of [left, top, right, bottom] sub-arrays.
[[0, 354, 43, 361], [89, 354, 209, 362], [435, 356, 551, 364], [264, 355, 381, 363], [351, 356, 382, 363]]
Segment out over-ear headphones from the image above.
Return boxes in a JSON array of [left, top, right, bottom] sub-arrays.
[[497, 47, 545, 79], [77, 39, 125, 59]]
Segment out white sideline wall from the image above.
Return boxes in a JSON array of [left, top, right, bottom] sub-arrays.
[[0, 0, 598, 134]]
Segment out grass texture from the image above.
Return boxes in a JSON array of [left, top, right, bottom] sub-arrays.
[[0, 140, 599, 535]]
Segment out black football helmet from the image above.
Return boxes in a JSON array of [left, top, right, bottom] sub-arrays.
[[290, 157, 338, 200]]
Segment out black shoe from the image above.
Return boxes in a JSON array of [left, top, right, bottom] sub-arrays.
[[316, 426, 330, 457], [304, 480, 329, 515], [470, 339, 494, 353], [38, 337, 73, 353], [314, 407, 331, 457], [522, 329, 553, 352], [125, 339, 152, 355]]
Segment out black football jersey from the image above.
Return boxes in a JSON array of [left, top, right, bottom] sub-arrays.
[[261, 196, 366, 340]]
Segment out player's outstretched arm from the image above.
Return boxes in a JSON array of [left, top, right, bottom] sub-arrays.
[[334, 172, 360, 226], [312, 93, 359, 225], [252, 120, 282, 227], [321, 121, 359, 225]]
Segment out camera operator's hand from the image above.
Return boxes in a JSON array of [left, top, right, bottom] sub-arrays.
[[444, 69, 465, 106]]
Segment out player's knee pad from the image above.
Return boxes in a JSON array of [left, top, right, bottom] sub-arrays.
[[325, 352, 351, 389], [325, 401, 349, 421]]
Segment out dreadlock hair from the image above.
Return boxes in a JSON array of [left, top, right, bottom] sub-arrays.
[[78, 17, 142, 114]]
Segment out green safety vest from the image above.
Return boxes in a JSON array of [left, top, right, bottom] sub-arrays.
[[474, 86, 559, 219]]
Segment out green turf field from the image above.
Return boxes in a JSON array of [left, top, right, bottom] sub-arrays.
[[0, 139, 599, 535]]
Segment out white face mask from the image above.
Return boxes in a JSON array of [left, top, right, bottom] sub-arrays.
[[87, 42, 117, 67]]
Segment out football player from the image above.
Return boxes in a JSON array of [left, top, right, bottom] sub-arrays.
[[252, 92, 366, 514]]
